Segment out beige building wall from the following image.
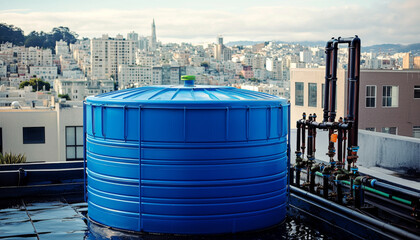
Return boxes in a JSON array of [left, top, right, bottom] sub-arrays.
[[290, 68, 420, 138], [290, 68, 347, 125], [0, 104, 83, 162]]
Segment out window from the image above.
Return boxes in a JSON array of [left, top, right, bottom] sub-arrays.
[[366, 85, 376, 108], [382, 86, 398, 107], [414, 85, 420, 99], [66, 126, 83, 161], [413, 126, 420, 139], [23, 127, 45, 144], [321, 84, 325, 108], [295, 82, 304, 106], [308, 83, 317, 107], [365, 127, 376, 131], [381, 127, 397, 135]]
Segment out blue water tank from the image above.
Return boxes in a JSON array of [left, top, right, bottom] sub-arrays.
[[84, 80, 289, 234]]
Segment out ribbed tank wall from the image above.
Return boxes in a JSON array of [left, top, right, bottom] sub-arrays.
[[86, 96, 289, 234]]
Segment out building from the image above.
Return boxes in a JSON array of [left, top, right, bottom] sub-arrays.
[[54, 78, 114, 100], [290, 68, 420, 138], [241, 65, 254, 79], [55, 40, 69, 56], [358, 70, 420, 137], [90, 34, 136, 84], [118, 65, 162, 88], [127, 31, 139, 42], [299, 50, 312, 63], [149, 19, 157, 51], [0, 101, 83, 162], [29, 66, 58, 84], [403, 52, 420, 70]]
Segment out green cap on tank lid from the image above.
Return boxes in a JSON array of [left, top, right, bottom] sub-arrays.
[[181, 75, 196, 81]]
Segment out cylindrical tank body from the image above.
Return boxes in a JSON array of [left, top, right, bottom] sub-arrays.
[[85, 83, 289, 234]]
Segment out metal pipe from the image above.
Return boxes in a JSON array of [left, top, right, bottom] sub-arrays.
[[296, 168, 301, 187], [307, 114, 313, 160], [323, 40, 333, 122], [342, 128, 347, 166], [330, 40, 339, 122], [372, 181, 420, 200], [323, 175, 329, 199], [340, 180, 413, 206], [301, 114, 306, 156], [291, 186, 420, 240], [312, 113, 317, 159], [337, 128, 343, 167], [296, 121, 301, 152]]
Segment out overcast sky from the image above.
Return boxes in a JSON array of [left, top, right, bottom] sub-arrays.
[[1, 0, 419, 46]]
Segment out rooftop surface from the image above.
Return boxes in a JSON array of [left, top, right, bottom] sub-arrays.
[[0, 195, 333, 240]]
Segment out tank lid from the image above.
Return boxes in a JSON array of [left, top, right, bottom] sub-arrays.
[[181, 75, 195, 87], [87, 85, 286, 104]]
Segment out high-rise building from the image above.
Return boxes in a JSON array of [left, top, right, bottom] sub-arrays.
[[90, 34, 136, 84], [214, 35, 225, 61], [149, 19, 157, 51], [127, 31, 139, 42], [55, 40, 69, 56]]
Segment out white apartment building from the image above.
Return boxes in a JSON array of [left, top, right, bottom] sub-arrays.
[[118, 65, 162, 88], [55, 40, 69, 56], [54, 79, 86, 100], [20, 47, 53, 66], [62, 70, 84, 79], [252, 54, 265, 70], [0, 64, 6, 77], [0, 101, 83, 162], [299, 50, 312, 63], [0, 85, 40, 107], [91, 34, 136, 83], [29, 66, 58, 84], [136, 52, 156, 67], [54, 78, 114, 100], [236, 83, 287, 97]]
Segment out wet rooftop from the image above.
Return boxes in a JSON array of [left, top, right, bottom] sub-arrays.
[[0, 195, 333, 240]]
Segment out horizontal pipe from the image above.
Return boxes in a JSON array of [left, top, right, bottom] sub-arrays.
[[297, 120, 350, 130], [312, 172, 413, 206], [373, 181, 420, 200], [340, 180, 412, 206], [291, 186, 419, 240]]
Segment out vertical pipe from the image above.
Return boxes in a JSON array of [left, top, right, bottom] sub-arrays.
[[310, 171, 316, 193], [323, 40, 333, 122], [323, 175, 329, 199], [352, 38, 361, 147], [301, 114, 306, 156], [338, 128, 343, 167], [296, 121, 301, 152], [343, 128, 347, 167], [337, 181, 343, 204], [330, 41, 339, 122], [83, 102, 87, 202], [306, 114, 313, 182], [307, 115, 313, 160]]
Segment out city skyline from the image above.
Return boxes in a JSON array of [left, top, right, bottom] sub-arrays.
[[1, 0, 419, 46]]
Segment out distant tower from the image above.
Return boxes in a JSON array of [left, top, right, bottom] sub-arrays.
[[218, 35, 223, 45], [214, 35, 225, 61], [150, 19, 157, 51]]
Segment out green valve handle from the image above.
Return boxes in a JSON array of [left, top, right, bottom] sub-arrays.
[[181, 75, 195, 87]]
